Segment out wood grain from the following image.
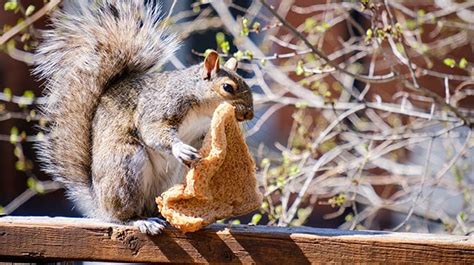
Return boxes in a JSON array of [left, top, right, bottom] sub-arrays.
[[0, 216, 473, 263]]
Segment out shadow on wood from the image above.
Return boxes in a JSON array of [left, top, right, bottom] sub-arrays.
[[0, 216, 473, 263]]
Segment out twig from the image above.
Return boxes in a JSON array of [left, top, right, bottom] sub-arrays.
[[311, 105, 366, 151], [383, 2, 472, 127], [259, 0, 398, 84], [392, 137, 434, 231], [0, 93, 46, 105], [1, 181, 62, 215], [0, 0, 61, 46]]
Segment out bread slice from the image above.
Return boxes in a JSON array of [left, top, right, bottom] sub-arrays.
[[156, 102, 262, 232]]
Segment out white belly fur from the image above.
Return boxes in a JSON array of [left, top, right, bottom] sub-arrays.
[[140, 106, 213, 207]]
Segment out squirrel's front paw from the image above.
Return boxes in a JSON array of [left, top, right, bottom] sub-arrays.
[[132, 218, 167, 235], [172, 142, 201, 164]]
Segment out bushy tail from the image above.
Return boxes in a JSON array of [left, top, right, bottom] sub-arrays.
[[34, 0, 179, 213]]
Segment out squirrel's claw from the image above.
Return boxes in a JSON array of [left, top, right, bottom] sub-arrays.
[[172, 142, 201, 164], [132, 217, 167, 235]]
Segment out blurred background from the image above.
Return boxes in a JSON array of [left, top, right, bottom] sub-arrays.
[[1, 0, 473, 234]]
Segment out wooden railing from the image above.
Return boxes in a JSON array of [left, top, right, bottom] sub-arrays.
[[1, 216, 473, 263]]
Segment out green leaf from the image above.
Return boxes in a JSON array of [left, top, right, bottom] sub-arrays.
[[243, 50, 253, 60], [328, 193, 347, 207], [17, 90, 35, 107], [27, 177, 36, 189], [299, 79, 310, 86], [297, 207, 311, 220], [2, 23, 12, 33], [288, 164, 300, 176], [231, 219, 241, 225], [6, 39, 16, 53], [215, 32, 226, 45], [233, 50, 244, 61], [321, 22, 331, 30], [459, 58, 468, 69], [4, 1, 18, 11], [345, 213, 354, 222], [260, 158, 270, 167], [366, 28, 373, 38], [219, 41, 230, 54], [276, 176, 285, 188], [25, 177, 43, 192], [365, 28, 373, 42], [251, 213, 262, 225], [252, 22, 261, 32], [240, 17, 249, 36], [13, 145, 21, 158], [315, 25, 326, 33], [3, 87, 13, 101], [295, 60, 305, 76], [304, 17, 316, 33], [16, 160, 26, 171], [10, 126, 19, 144], [396, 43, 405, 54], [25, 5, 35, 16], [417, 9, 425, 17], [23, 90, 35, 99], [406, 19, 417, 30], [394, 22, 403, 33], [443, 58, 456, 68], [459, 211, 467, 222], [242, 17, 249, 27], [376, 28, 386, 39], [274, 204, 282, 215], [16, 18, 24, 25]]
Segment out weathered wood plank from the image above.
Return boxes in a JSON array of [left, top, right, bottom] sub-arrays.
[[0, 216, 473, 263]]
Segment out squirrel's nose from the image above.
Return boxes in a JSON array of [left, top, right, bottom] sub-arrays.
[[236, 110, 253, 121], [244, 110, 254, 120]]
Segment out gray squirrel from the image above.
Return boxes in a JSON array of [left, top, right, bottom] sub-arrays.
[[34, 0, 254, 234]]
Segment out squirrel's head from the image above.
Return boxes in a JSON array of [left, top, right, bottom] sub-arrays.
[[202, 50, 254, 122]]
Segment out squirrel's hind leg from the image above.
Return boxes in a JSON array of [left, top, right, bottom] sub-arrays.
[[91, 137, 159, 224]]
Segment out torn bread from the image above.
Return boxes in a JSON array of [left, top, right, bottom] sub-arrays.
[[156, 102, 262, 232]]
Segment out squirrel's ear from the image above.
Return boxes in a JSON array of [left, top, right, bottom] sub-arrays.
[[224, 57, 238, 71], [203, 50, 220, 80]]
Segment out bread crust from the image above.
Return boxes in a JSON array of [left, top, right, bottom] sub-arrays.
[[156, 103, 262, 232]]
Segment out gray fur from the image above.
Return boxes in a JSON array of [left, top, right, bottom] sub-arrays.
[[35, 0, 253, 234]]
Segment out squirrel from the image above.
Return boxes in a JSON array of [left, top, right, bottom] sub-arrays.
[[34, 0, 254, 234]]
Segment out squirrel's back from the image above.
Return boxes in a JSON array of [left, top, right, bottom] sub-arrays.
[[34, 0, 179, 213]]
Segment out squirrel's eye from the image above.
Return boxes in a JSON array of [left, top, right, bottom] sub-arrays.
[[222, 83, 234, 94]]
